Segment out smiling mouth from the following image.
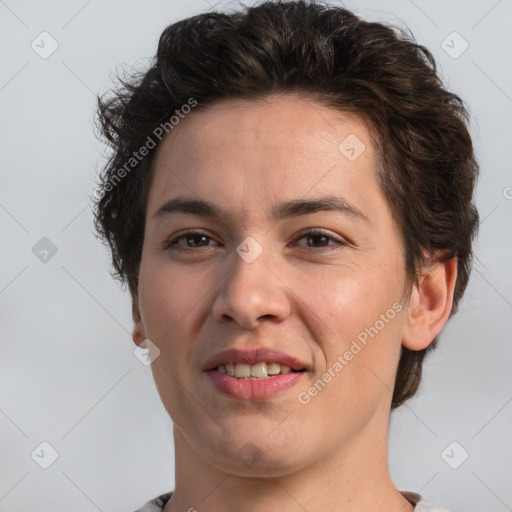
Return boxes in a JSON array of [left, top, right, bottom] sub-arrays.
[[214, 362, 306, 379]]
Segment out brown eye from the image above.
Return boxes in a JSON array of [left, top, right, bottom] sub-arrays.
[[181, 234, 211, 248], [294, 229, 346, 249], [303, 233, 331, 247], [164, 230, 217, 250]]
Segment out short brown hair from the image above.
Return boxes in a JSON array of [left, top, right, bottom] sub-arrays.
[[93, 0, 479, 409]]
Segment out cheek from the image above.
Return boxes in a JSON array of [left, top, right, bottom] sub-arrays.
[[138, 260, 210, 420], [293, 256, 406, 391], [300, 259, 403, 340], [303, 312, 405, 426], [138, 258, 210, 341]]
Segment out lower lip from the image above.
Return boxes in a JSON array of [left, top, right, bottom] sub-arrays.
[[206, 370, 305, 400]]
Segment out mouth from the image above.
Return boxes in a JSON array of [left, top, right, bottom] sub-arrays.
[[203, 347, 309, 373], [203, 348, 309, 400], [214, 362, 306, 379], [206, 368, 307, 400]]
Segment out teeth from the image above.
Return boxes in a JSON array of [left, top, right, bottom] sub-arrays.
[[234, 363, 251, 378], [215, 362, 301, 379], [250, 362, 267, 378], [267, 362, 281, 375]]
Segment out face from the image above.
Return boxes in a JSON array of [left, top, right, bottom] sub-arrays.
[[134, 94, 411, 476]]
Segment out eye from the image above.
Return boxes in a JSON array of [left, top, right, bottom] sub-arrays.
[[293, 229, 347, 250], [163, 228, 348, 252], [164, 230, 218, 250]]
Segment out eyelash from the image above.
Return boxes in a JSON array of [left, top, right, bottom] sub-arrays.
[[163, 228, 348, 252]]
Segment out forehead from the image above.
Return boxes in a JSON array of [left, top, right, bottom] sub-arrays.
[[148, 94, 383, 223]]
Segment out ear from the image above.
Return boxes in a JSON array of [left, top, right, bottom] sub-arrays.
[[132, 294, 147, 348], [402, 257, 458, 351]]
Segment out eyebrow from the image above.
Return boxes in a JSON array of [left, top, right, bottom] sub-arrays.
[[152, 195, 370, 224]]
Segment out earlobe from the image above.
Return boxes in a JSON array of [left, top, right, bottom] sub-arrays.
[[132, 296, 147, 347], [402, 257, 458, 351]]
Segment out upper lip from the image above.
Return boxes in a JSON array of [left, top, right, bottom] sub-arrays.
[[203, 348, 308, 371]]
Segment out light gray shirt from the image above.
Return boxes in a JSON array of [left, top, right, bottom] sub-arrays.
[[132, 490, 451, 511]]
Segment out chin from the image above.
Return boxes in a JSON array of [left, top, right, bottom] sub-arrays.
[[209, 446, 303, 478], [201, 425, 306, 477]]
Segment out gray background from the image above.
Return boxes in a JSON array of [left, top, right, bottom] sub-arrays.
[[1, 0, 511, 511]]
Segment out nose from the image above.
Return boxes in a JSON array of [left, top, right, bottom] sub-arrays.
[[211, 243, 291, 331]]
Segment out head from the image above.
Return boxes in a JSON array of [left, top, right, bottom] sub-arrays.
[[93, 0, 478, 475]]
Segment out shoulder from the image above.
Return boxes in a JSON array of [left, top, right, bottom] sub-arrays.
[[134, 490, 451, 512]]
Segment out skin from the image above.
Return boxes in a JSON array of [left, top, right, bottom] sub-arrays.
[[131, 94, 457, 512]]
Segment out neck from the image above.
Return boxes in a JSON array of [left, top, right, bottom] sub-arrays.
[[164, 414, 414, 512]]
